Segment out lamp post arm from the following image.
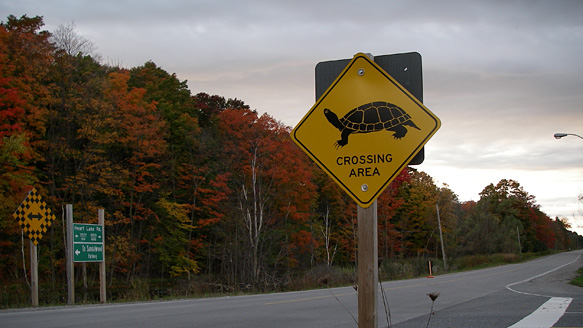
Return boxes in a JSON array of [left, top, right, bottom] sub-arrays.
[[554, 133, 583, 140]]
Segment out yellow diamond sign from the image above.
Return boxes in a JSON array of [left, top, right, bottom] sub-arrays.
[[291, 53, 441, 208], [13, 187, 56, 245]]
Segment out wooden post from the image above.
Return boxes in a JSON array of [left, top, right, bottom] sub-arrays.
[[358, 200, 378, 328], [30, 240, 38, 307], [82, 262, 87, 303], [66, 204, 74, 305], [98, 208, 106, 303]]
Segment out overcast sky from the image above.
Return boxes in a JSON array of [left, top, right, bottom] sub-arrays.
[[3, 1, 583, 233]]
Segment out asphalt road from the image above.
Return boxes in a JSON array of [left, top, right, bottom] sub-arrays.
[[1, 250, 582, 328]]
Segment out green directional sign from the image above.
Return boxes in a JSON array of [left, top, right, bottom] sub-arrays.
[[73, 223, 104, 262], [74, 243, 104, 262]]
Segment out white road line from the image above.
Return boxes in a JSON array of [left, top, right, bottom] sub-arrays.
[[506, 253, 582, 297], [507, 297, 572, 328]]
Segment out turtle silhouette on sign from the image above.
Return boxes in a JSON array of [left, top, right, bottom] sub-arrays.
[[324, 101, 420, 148]]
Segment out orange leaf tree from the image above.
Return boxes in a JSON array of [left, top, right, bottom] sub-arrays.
[[0, 15, 52, 283], [98, 70, 167, 279], [217, 108, 315, 284]]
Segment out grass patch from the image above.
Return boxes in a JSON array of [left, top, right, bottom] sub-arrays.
[[570, 267, 583, 287]]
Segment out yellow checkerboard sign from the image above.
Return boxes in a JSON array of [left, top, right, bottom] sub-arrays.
[[13, 187, 56, 245]]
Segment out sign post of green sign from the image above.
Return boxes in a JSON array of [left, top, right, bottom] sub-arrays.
[[73, 223, 104, 262]]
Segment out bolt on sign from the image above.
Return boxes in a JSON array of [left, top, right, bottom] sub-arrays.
[[291, 53, 441, 208], [13, 187, 56, 245]]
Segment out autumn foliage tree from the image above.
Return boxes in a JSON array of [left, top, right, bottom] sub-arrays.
[[0, 15, 53, 285], [217, 108, 315, 285], [377, 168, 411, 261], [0, 25, 31, 216]]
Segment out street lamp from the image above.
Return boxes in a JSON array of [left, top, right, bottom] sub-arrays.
[[554, 133, 583, 140], [553, 132, 582, 238]]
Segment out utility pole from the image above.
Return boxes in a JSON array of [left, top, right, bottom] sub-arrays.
[[436, 203, 447, 272], [517, 226, 522, 258]]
